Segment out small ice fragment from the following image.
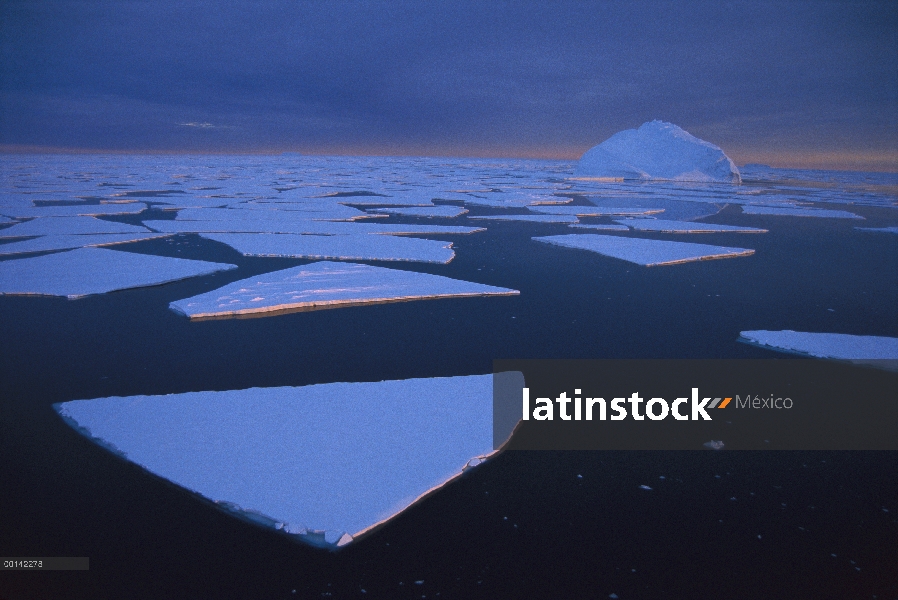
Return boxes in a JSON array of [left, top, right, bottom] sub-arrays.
[[170, 261, 519, 319], [0, 247, 236, 299], [568, 224, 630, 231], [533, 234, 754, 266], [639, 485, 652, 491], [703, 440, 725, 450], [368, 206, 467, 218], [609, 594, 619, 599]]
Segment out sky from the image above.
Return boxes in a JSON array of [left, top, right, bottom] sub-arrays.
[[1, 1, 896, 170]]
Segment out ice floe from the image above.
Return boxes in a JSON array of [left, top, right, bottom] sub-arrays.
[[0, 233, 170, 256], [170, 261, 518, 318], [613, 219, 767, 233], [568, 224, 630, 231], [528, 205, 664, 217], [468, 214, 579, 223], [54, 374, 497, 546], [201, 233, 456, 264], [739, 330, 898, 362], [0, 216, 152, 238], [533, 234, 754, 266], [0, 247, 236, 298], [740, 206, 862, 219], [0, 202, 148, 219], [574, 121, 741, 183], [856, 226, 898, 234], [367, 206, 468, 218]]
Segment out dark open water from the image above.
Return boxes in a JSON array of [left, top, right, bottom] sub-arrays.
[[1, 157, 896, 599]]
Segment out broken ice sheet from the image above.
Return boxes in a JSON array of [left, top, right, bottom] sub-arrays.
[[54, 375, 497, 546], [367, 206, 468, 218], [613, 219, 767, 233], [0, 216, 152, 238], [739, 330, 898, 367], [0, 233, 171, 256], [533, 234, 754, 266], [740, 205, 862, 219], [170, 261, 519, 319], [201, 233, 456, 264], [0, 247, 236, 298], [528, 205, 664, 216], [468, 214, 579, 223]]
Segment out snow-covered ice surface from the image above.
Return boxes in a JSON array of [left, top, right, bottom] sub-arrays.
[[614, 219, 768, 233], [0, 247, 237, 298], [533, 234, 755, 266], [573, 121, 742, 183], [201, 233, 456, 263], [367, 206, 468, 218], [170, 261, 519, 319], [54, 374, 496, 546], [0, 233, 171, 256], [739, 330, 898, 364], [0, 216, 152, 238], [740, 205, 862, 219]]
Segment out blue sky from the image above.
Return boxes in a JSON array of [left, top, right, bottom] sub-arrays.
[[1, 1, 896, 170]]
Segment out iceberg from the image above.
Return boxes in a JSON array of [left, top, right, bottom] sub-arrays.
[[614, 219, 767, 233], [533, 234, 754, 266], [170, 261, 519, 319], [0, 247, 237, 298], [54, 375, 498, 547], [0, 216, 152, 238], [201, 233, 456, 264], [0, 233, 171, 256], [574, 121, 741, 183], [739, 330, 898, 365], [741, 205, 862, 219]]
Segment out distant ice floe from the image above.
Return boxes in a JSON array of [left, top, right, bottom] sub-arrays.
[[614, 219, 767, 233], [322, 194, 436, 206], [856, 226, 898, 234], [0, 203, 147, 219], [573, 121, 741, 183], [0, 216, 152, 238], [568, 224, 630, 231], [528, 205, 664, 217], [54, 374, 496, 548], [0, 247, 236, 298], [170, 261, 518, 319], [533, 234, 754, 266], [468, 214, 578, 223], [0, 233, 170, 256], [143, 219, 481, 236], [740, 205, 862, 219], [739, 330, 898, 367], [367, 206, 468, 218], [703, 440, 725, 450], [201, 233, 456, 264]]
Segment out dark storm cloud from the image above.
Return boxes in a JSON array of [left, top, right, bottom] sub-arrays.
[[1, 1, 896, 167]]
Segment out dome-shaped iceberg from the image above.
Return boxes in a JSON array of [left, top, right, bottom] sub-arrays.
[[574, 121, 741, 183]]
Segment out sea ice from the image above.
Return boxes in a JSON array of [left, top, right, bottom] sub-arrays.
[[0, 247, 236, 298], [568, 224, 630, 231], [367, 206, 468, 218], [740, 206, 862, 219], [54, 374, 497, 546], [613, 219, 767, 233], [739, 330, 898, 361], [528, 205, 664, 217], [0, 216, 152, 238], [201, 233, 456, 264], [0, 233, 170, 256], [144, 219, 481, 236], [170, 261, 518, 318], [533, 234, 754, 266], [0, 202, 148, 219], [855, 226, 898, 234], [467, 214, 579, 223], [574, 121, 741, 183]]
